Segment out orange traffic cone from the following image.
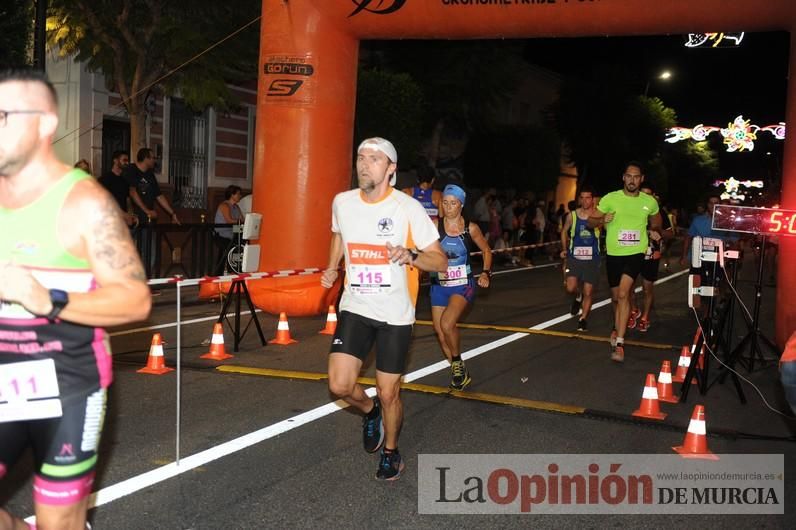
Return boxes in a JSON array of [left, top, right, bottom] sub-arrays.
[[269, 312, 298, 345], [200, 323, 234, 360], [137, 333, 174, 375], [632, 373, 667, 420], [657, 360, 679, 404], [672, 346, 696, 384], [319, 306, 337, 336], [673, 405, 719, 460]]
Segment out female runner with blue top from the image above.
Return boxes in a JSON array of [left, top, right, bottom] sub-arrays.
[[430, 185, 492, 390]]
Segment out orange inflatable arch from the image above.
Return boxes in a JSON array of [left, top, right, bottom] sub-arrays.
[[246, 0, 796, 346]]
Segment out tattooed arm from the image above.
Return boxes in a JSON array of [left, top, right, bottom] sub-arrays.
[[53, 180, 151, 326], [0, 181, 151, 326]]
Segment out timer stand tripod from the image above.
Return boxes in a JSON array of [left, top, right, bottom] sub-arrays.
[[722, 236, 780, 373]]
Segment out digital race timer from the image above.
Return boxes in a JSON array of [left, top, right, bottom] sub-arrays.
[[712, 204, 796, 236]]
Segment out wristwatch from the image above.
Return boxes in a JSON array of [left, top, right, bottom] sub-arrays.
[[482, 270, 492, 278], [46, 289, 69, 321], [409, 250, 419, 263]]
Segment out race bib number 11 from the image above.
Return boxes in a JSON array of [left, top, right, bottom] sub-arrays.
[[0, 358, 63, 423]]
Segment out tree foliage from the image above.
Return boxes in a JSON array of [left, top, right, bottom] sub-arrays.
[[355, 68, 425, 168], [47, 0, 259, 150], [656, 141, 719, 208], [554, 76, 678, 194], [464, 125, 561, 192], [0, 0, 33, 68], [362, 40, 527, 169]]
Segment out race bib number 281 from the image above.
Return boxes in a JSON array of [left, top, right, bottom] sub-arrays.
[[618, 229, 641, 246]]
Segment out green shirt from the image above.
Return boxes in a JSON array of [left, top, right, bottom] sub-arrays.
[[0, 169, 94, 318], [597, 190, 659, 256], [0, 168, 113, 391], [0, 169, 91, 269]]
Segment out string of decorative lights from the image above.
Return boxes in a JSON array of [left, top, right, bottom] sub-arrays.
[[712, 177, 764, 202], [684, 32, 745, 48], [665, 115, 785, 152]]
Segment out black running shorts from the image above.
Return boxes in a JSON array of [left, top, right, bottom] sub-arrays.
[[565, 257, 601, 286], [641, 257, 660, 282], [329, 311, 413, 374], [605, 253, 645, 288], [0, 387, 106, 505]]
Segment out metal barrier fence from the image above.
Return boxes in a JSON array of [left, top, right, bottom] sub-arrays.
[[133, 221, 237, 279]]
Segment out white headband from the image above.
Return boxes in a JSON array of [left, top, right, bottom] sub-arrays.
[[358, 137, 398, 185]]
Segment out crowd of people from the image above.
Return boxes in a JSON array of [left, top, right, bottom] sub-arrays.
[[1, 68, 790, 530], [469, 188, 572, 267], [72, 150, 253, 276]]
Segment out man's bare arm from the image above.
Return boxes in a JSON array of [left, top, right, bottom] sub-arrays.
[[59, 186, 151, 326], [321, 232, 344, 288], [0, 183, 149, 326], [129, 187, 153, 217], [560, 214, 572, 257], [156, 194, 180, 224], [649, 212, 662, 231], [648, 213, 664, 242], [0, 184, 151, 325], [588, 210, 607, 229], [410, 240, 448, 273]]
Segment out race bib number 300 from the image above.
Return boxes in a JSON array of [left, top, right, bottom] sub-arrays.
[[1, 358, 63, 423], [347, 243, 392, 295], [440, 264, 468, 286]]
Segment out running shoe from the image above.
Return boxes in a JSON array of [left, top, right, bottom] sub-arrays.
[[637, 318, 650, 333], [450, 360, 472, 390], [610, 329, 618, 348], [569, 296, 582, 316], [577, 318, 588, 332], [610, 343, 625, 363], [627, 308, 641, 329], [362, 398, 384, 453], [376, 448, 405, 481]]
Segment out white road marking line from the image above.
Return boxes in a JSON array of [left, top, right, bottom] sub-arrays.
[[44, 267, 688, 517]]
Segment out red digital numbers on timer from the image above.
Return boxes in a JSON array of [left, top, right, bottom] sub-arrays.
[[769, 211, 796, 234]]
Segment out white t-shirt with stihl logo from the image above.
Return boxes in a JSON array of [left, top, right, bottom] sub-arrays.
[[332, 188, 439, 325]]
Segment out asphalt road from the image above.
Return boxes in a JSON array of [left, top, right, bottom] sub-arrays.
[[2, 253, 794, 528]]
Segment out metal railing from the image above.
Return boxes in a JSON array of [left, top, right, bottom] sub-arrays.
[[133, 221, 237, 279]]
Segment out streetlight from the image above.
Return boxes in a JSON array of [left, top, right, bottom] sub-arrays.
[[644, 70, 672, 97]]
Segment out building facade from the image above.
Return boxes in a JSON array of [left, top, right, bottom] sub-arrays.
[[47, 52, 256, 219]]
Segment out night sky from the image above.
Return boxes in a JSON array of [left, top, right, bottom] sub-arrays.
[[524, 31, 790, 184]]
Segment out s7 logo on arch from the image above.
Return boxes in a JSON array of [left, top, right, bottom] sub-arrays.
[[267, 79, 303, 97]]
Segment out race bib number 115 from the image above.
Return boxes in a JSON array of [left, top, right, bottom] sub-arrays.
[[347, 243, 392, 295]]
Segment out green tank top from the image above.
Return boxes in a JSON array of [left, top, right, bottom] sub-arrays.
[[0, 169, 112, 392], [0, 169, 91, 269]]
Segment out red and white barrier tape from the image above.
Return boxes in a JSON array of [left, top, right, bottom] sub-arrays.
[[470, 240, 561, 256], [146, 267, 324, 287], [145, 241, 562, 286]]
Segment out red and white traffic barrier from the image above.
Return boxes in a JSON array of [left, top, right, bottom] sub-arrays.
[[146, 240, 563, 286], [146, 267, 324, 287], [471, 240, 561, 256]]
